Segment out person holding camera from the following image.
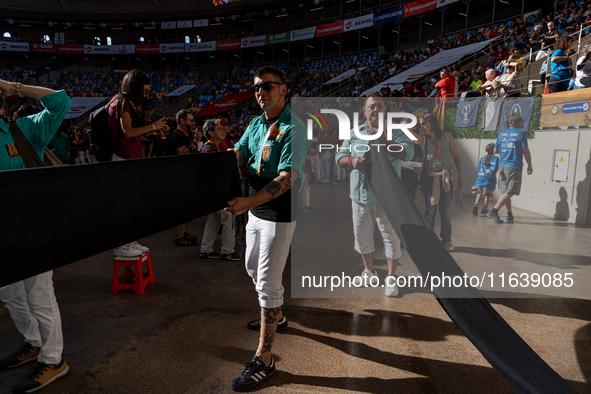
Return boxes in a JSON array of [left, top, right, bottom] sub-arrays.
[[108, 69, 166, 256], [167, 109, 201, 246]]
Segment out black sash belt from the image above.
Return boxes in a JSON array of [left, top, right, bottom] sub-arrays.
[[0, 152, 241, 287]]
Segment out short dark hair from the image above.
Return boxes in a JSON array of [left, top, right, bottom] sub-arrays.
[[175, 109, 192, 126], [253, 66, 284, 83]]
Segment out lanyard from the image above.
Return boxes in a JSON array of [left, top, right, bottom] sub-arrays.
[[207, 139, 220, 152], [429, 136, 441, 159], [257, 122, 277, 174]]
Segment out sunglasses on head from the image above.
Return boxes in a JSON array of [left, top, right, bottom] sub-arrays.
[[252, 81, 283, 93]]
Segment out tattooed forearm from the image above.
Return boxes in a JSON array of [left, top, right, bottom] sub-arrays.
[[265, 178, 283, 198], [263, 307, 280, 325]]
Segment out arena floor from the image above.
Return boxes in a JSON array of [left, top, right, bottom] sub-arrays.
[[1, 181, 590, 394]]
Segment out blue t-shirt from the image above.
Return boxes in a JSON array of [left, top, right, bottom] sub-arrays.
[[474, 155, 499, 190], [551, 49, 571, 87], [495, 128, 528, 171]]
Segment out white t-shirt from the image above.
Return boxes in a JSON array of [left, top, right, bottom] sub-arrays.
[[575, 56, 591, 88]]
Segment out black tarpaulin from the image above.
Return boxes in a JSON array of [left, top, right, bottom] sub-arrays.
[[364, 148, 578, 394], [0, 152, 242, 287]]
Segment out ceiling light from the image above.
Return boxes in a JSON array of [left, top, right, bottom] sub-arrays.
[[392, 29, 399, 33], [185, 56, 190, 60], [136, 57, 141, 60], [84, 57, 89, 60], [100, 23, 106, 28], [210, 55, 215, 58], [48, 22, 53, 28], [459, 12, 467, 16], [362, 35, 369, 39], [283, 49, 289, 52], [234, 54, 239, 57], [276, 14, 288, 17], [308, 45, 314, 49], [258, 51, 264, 54], [134, 22, 140, 28], [310, 7, 323, 11], [333, 41, 340, 45], [424, 22, 432, 25]]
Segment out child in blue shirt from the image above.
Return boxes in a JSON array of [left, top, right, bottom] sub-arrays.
[[472, 143, 499, 215]]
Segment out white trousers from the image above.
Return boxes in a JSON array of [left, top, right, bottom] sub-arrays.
[[201, 210, 236, 255], [352, 201, 401, 260], [0, 271, 63, 364], [299, 173, 310, 207], [245, 212, 295, 308], [310, 155, 321, 180]]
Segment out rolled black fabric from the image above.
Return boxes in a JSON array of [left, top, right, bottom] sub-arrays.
[[0, 152, 242, 287], [364, 148, 578, 394]]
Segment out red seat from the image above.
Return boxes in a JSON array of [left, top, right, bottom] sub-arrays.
[[111, 252, 155, 294]]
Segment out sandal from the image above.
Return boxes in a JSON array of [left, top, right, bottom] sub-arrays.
[[175, 235, 198, 246]]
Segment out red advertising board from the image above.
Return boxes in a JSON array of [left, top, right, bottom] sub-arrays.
[[315, 21, 344, 37], [29, 43, 55, 53], [197, 92, 254, 116], [56, 45, 84, 54], [216, 38, 240, 50], [135, 44, 159, 54], [404, 0, 437, 17]]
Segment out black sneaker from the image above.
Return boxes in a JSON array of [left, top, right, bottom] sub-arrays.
[[505, 214, 514, 223], [486, 211, 504, 224], [231, 356, 276, 391], [199, 251, 221, 259], [246, 316, 288, 331], [0, 342, 40, 369], [472, 205, 478, 216], [184, 232, 198, 241], [220, 252, 240, 261], [481, 207, 489, 215]]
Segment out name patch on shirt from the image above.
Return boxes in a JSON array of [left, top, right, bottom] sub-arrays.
[[5, 144, 20, 159]]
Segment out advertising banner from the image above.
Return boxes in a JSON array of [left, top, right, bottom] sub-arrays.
[[266, 32, 290, 45], [29, 43, 55, 53], [343, 14, 374, 32], [374, 6, 404, 25], [0, 41, 29, 52], [185, 41, 217, 52], [161, 21, 177, 29], [84, 45, 112, 54], [135, 44, 159, 54], [217, 38, 241, 50], [159, 43, 185, 53], [315, 21, 344, 37], [65, 97, 109, 120], [242, 36, 267, 48], [404, 0, 437, 18], [177, 20, 193, 29], [56, 44, 84, 54], [291, 26, 316, 42], [166, 85, 197, 97], [194, 19, 209, 27]]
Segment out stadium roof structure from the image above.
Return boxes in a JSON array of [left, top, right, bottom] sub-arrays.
[[0, 0, 293, 20]]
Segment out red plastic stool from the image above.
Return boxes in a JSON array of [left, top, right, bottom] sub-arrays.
[[111, 252, 155, 294]]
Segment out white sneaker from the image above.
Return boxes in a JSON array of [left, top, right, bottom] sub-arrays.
[[353, 269, 378, 287], [130, 241, 149, 253], [113, 243, 143, 257], [385, 275, 399, 297]]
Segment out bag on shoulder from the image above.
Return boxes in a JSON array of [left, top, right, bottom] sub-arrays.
[[9, 123, 63, 168], [88, 102, 116, 162]]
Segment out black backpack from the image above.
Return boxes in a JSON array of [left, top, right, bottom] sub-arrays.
[[88, 102, 117, 162]]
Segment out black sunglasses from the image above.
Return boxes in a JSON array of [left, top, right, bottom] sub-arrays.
[[252, 81, 283, 93]]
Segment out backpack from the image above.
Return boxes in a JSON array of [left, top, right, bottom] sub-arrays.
[[88, 102, 117, 162]]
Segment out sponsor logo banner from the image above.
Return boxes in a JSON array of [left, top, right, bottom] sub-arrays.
[[56, 44, 84, 54], [194, 19, 209, 27], [111, 45, 135, 54], [135, 44, 159, 54], [291, 26, 316, 42], [30, 43, 55, 53], [217, 38, 241, 50], [266, 32, 290, 45], [404, 0, 437, 18], [185, 41, 217, 52], [84, 45, 111, 54], [374, 6, 404, 25], [315, 21, 344, 37], [161, 21, 177, 29], [177, 20, 193, 29], [344, 14, 374, 31], [160, 43, 185, 53], [0, 41, 29, 52], [242, 36, 267, 48]]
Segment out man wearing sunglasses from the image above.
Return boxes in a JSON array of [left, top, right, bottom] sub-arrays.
[[225, 66, 308, 391], [167, 109, 201, 246]]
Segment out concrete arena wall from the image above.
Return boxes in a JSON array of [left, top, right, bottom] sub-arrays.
[[454, 130, 591, 225]]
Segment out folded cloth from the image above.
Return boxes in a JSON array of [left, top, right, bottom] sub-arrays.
[[429, 170, 450, 205]]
